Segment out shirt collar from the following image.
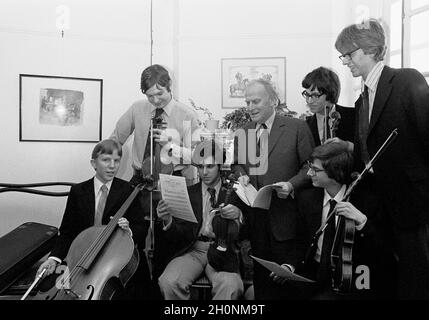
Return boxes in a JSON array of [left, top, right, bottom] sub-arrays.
[[94, 176, 113, 193], [364, 61, 384, 93], [315, 104, 336, 120], [150, 98, 174, 117], [202, 179, 222, 197], [323, 184, 347, 207], [256, 110, 276, 132]]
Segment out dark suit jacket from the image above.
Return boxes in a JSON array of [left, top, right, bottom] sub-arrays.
[[163, 181, 244, 260], [306, 104, 355, 146], [295, 186, 390, 298], [232, 115, 315, 245], [50, 177, 147, 260], [354, 66, 429, 228]]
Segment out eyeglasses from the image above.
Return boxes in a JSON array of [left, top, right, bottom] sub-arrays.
[[338, 47, 360, 62], [307, 161, 325, 176], [302, 91, 324, 101]]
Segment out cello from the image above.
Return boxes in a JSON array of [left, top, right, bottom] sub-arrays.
[[330, 129, 398, 293], [32, 182, 149, 300]]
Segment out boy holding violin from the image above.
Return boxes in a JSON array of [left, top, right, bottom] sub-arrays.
[[272, 142, 390, 299], [156, 141, 246, 300], [35, 139, 148, 298]]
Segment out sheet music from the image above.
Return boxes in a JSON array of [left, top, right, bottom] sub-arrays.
[[235, 182, 273, 210], [159, 174, 197, 223], [250, 255, 315, 283]]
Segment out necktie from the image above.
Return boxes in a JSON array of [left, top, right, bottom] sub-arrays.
[[318, 199, 337, 284], [256, 123, 267, 157], [95, 184, 108, 226], [358, 86, 370, 164], [256, 123, 268, 188], [207, 187, 217, 209], [324, 114, 331, 141], [144, 108, 164, 160]]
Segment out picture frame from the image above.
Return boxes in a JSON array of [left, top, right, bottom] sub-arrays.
[[221, 57, 286, 109], [19, 74, 103, 142]]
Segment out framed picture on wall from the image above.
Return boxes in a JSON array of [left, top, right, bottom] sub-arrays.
[[221, 57, 286, 109], [19, 74, 103, 142]]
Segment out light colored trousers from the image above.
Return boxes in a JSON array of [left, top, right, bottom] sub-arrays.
[[158, 240, 243, 300]]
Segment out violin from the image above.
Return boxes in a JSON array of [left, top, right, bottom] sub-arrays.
[[31, 183, 148, 300], [207, 173, 241, 273], [140, 113, 174, 279], [330, 110, 341, 138], [330, 129, 398, 294]]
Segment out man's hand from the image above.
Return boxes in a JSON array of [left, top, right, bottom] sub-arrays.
[[238, 174, 250, 186], [156, 199, 173, 225], [36, 258, 58, 279], [152, 128, 170, 146], [272, 181, 294, 199], [219, 204, 241, 220], [269, 265, 293, 285], [335, 201, 367, 226], [112, 217, 132, 236]]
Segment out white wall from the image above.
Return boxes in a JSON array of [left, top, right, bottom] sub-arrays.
[[0, 0, 152, 236], [176, 0, 337, 121], [0, 0, 389, 237]]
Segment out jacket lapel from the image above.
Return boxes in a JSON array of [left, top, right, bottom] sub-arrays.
[[190, 182, 203, 226], [368, 66, 394, 135], [307, 115, 321, 146], [310, 189, 325, 234], [82, 178, 96, 226], [268, 115, 285, 156], [103, 177, 123, 221]]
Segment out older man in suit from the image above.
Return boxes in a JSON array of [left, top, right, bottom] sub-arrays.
[[335, 18, 429, 299], [232, 79, 315, 299]]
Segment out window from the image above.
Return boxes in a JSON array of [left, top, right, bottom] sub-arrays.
[[386, 0, 429, 81]]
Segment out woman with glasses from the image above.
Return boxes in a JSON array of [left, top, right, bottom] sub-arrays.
[[301, 67, 355, 147]]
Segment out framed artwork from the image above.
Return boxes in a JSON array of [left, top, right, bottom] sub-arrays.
[[19, 74, 103, 142], [221, 57, 286, 109]]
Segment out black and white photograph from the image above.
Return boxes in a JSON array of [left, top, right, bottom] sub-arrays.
[[221, 57, 286, 108], [1, 0, 429, 311], [19, 74, 102, 142]]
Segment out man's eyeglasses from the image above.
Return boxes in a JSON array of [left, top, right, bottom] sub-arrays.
[[307, 161, 325, 176], [338, 47, 360, 62], [302, 91, 324, 100]]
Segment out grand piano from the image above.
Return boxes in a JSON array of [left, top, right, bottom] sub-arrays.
[[0, 182, 71, 300]]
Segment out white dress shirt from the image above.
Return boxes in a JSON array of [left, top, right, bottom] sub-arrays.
[[364, 61, 385, 122]]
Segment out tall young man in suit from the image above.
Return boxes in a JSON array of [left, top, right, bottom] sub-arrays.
[[335, 18, 429, 299], [302, 66, 355, 146], [36, 139, 148, 297], [157, 141, 245, 300], [232, 79, 315, 299]]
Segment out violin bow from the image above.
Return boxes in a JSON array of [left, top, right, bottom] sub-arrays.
[[305, 128, 398, 258], [21, 268, 47, 300]]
